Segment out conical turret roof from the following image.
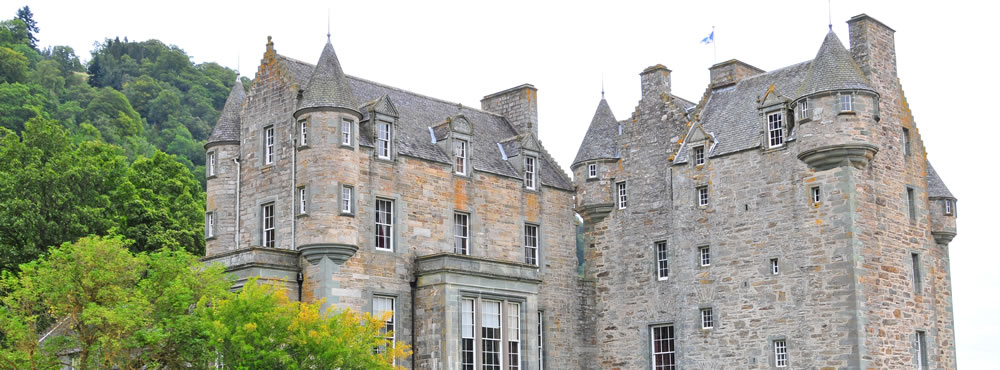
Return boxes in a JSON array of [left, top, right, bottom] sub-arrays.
[[206, 78, 245, 146], [796, 31, 875, 99], [296, 39, 358, 115], [572, 98, 619, 167]]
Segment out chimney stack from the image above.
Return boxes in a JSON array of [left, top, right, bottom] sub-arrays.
[[640, 64, 671, 100], [481, 84, 538, 137], [708, 59, 764, 90], [847, 14, 897, 94]]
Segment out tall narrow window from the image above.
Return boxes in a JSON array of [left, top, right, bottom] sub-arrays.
[[915, 331, 928, 370], [694, 146, 705, 165], [537, 312, 544, 370], [912, 253, 922, 293], [902, 127, 912, 157], [944, 199, 954, 215], [774, 340, 788, 367], [341, 119, 353, 146], [617, 181, 627, 209], [341, 185, 353, 214], [524, 156, 536, 190], [699, 246, 711, 267], [524, 224, 538, 266], [811, 186, 821, 205], [700, 308, 713, 329], [373, 296, 395, 354], [264, 126, 275, 164], [767, 112, 785, 148], [798, 99, 809, 121], [839, 94, 854, 112], [461, 299, 476, 370], [907, 188, 916, 220], [377, 121, 392, 159], [297, 187, 307, 215], [455, 139, 468, 175], [455, 213, 469, 255], [299, 120, 308, 146], [482, 300, 502, 370], [656, 241, 669, 280], [206, 212, 215, 238], [650, 324, 676, 370], [507, 302, 520, 370], [771, 258, 780, 275], [262, 203, 275, 248], [375, 199, 393, 251], [207, 151, 216, 177], [697, 186, 709, 207], [588, 164, 597, 179]]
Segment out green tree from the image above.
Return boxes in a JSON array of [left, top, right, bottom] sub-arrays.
[[14, 7, 37, 49], [0, 82, 50, 131], [0, 46, 28, 83], [84, 87, 142, 143], [118, 151, 205, 255], [30, 59, 63, 94]]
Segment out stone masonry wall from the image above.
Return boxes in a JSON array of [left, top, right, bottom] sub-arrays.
[[205, 143, 239, 257]]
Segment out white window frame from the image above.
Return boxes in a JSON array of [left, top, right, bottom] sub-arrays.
[[507, 302, 520, 370], [462, 298, 477, 369], [206, 212, 215, 238], [771, 258, 779, 275], [699, 246, 710, 267], [341, 185, 353, 214], [455, 212, 470, 255], [207, 151, 216, 177], [372, 295, 395, 355], [524, 156, 537, 190], [656, 241, 669, 280], [537, 311, 544, 370], [341, 118, 353, 146], [297, 187, 307, 215], [377, 121, 392, 160], [299, 120, 308, 147], [455, 139, 468, 175], [482, 300, 503, 370], [767, 111, 785, 148], [700, 308, 713, 329], [693, 146, 705, 166], [587, 164, 597, 179], [798, 99, 809, 121], [650, 324, 676, 370], [524, 224, 539, 266], [617, 181, 627, 209], [375, 199, 393, 251], [262, 203, 275, 248], [915, 331, 928, 370], [264, 125, 275, 165], [839, 94, 854, 113], [811, 186, 821, 204], [944, 199, 954, 215], [774, 339, 788, 367], [697, 186, 709, 207]]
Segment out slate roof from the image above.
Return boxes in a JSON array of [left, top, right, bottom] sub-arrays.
[[926, 162, 955, 198], [276, 55, 573, 191], [795, 31, 874, 99], [206, 78, 245, 146], [572, 99, 619, 167], [296, 40, 359, 114]]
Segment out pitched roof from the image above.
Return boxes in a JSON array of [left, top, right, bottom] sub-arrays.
[[572, 99, 619, 167], [795, 31, 874, 99], [206, 78, 245, 146], [296, 40, 358, 114], [277, 55, 573, 191], [926, 162, 955, 198]]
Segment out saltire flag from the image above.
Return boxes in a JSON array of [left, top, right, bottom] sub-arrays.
[[701, 30, 714, 44]]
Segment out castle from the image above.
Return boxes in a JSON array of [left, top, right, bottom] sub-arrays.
[[204, 14, 958, 369]]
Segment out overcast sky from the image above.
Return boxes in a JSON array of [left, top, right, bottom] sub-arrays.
[[7, 0, 996, 366]]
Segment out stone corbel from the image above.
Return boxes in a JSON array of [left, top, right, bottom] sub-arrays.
[[797, 143, 878, 171], [299, 243, 359, 265]]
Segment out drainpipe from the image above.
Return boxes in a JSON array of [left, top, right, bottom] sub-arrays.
[[410, 278, 417, 360], [233, 158, 241, 247], [291, 131, 297, 250]]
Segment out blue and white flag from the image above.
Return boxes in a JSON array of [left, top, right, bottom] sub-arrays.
[[701, 30, 714, 44]]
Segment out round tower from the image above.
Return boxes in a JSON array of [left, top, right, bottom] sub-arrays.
[[293, 38, 362, 310], [572, 98, 619, 223], [204, 77, 245, 257]]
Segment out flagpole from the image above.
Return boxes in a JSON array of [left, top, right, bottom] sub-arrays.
[[713, 26, 716, 63]]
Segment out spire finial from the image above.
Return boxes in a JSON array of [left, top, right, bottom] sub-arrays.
[[828, 0, 833, 31], [327, 9, 331, 40], [236, 52, 240, 76], [601, 73, 605, 99]]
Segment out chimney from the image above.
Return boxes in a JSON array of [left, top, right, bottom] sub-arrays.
[[847, 14, 897, 94], [481, 84, 538, 137], [640, 64, 671, 100], [708, 59, 764, 90]]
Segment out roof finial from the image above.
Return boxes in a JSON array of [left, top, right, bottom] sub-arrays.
[[828, 0, 833, 31], [327, 9, 331, 40], [601, 73, 605, 99], [236, 52, 240, 76]]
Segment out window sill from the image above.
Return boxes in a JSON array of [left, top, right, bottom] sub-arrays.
[[340, 143, 354, 150], [261, 163, 275, 171], [797, 117, 812, 124], [375, 156, 394, 164], [374, 247, 395, 254], [297, 145, 310, 151], [837, 111, 856, 116], [657, 277, 669, 282], [339, 211, 355, 217], [296, 213, 309, 218], [205, 236, 216, 241], [762, 145, 787, 154], [206, 174, 218, 180]]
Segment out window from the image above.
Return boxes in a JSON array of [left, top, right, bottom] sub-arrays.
[[617, 181, 627, 209], [297, 187, 307, 215], [902, 127, 912, 157], [839, 94, 854, 113], [341, 119, 352, 146], [656, 241, 669, 280], [697, 186, 709, 207], [771, 258, 779, 275], [207, 151, 216, 177], [915, 331, 928, 370], [699, 246, 710, 266], [206, 212, 215, 239], [373, 296, 395, 355], [524, 156, 536, 190], [263, 126, 275, 165], [462, 298, 522, 370], [944, 199, 954, 215], [811, 186, 821, 205], [524, 224, 538, 266], [774, 340, 788, 367], [455, 213, 470, 255], [461, 299, 476, 370], [299, 120, 308, 146], [650, 324, 676, 370], [507, 302, 520, 370], [798, 99, 809, 121], [907, 188, 916, 220], [588, 163, 597, 179], [694, 146, 705, 166], [375, 199, 393, 251], [767, 111, 784, 148], [262, 203, 275, 248], [700, 308, 713, 329], [912, 253, 922, 293], [482, 300, 502, 369], [455, 139, 468, 175], [377, 121, 392, 159], [341, 185, 353, 214], [537, 312, 544, 370]]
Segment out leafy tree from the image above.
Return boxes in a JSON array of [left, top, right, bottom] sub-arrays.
[[119, 151, 205, 255], [30, 59, 63, 94], [84, 87, 142, 143], [0, 46, 28, 83], [0, 19, 29, 48], [14, 7, 37, 49], [0, 82, 51, 131], [201, 278, 410, 369]]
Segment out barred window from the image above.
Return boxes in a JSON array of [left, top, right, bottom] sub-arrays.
[[774, 340, 788, 367], [811, 186, 821, 204], [262, 203, 275, 248], [297, 187, 307, 215], [455, 213, 470, 255], [944, 199, 954, 215], [650, 324, 676, 370], [537, 312, 544, 370], [375, 199, 393, 251], [524, 224, 538, 266], [656, 241, 669, 280], [767, 112, 784, 148]]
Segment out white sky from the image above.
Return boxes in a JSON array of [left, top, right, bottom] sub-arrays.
[[8, 0, 997, 366]]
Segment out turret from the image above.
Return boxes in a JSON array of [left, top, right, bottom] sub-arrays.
[[794, 31, 880, 171], [293, 38, 362, 311], [205, 77, 245, 257], [572, 98, 619, 223], [927, 164, 957, 245]]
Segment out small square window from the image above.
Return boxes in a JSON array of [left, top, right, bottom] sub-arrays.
[[699, 246, 711, 267], [774, 340, 788, 367], [839, 94, 854, 113], [697, 186, 709, 207], [700, 308, 713, 329], [588, 164, 597, 179], [617, 182, 627, 209], [694, 146, 705, 166], [767, 112, 785, 148], [944, 199, 954, 215], [771, 258, 779, 275], [811, 186, 821, 205]]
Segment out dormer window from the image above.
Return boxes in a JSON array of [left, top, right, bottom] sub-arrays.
[[455, 139, 468, 175], [376, 121, 392, 160], [838, 94, 854, 113], [693, 146, 705, 166], [588, 164, 597, 179], [767, 112, 785, 148], [797, 99, 810, 121], [524, 156, 537, 190]]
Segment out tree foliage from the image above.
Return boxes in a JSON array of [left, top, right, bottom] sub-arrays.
[[14, 7, 37, 49]]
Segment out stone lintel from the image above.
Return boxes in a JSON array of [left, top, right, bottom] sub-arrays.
[[797, 143, 878, 171], [932, 231, 957, 245], [299, 243, 359, 265], [416, 253, 541, 291]]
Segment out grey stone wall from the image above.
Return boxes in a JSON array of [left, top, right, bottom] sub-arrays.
[[481, 84, 539, 138], [205, 143, 239, 257]]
